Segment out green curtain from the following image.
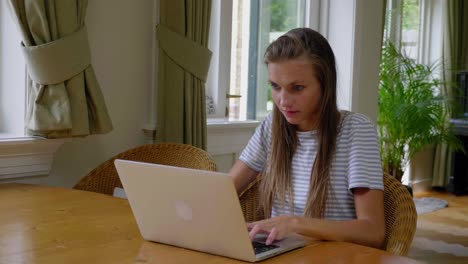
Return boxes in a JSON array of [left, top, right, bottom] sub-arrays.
[[155, 0, 212, 150], [6, 0, 112, 138], [432, 0, 468, 187]]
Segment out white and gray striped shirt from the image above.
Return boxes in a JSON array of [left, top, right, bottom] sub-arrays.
[[239, 111, 383, 220]]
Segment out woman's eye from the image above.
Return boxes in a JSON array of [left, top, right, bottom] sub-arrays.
[[270, 83, 280, 90], [294, 85, 304, 91]]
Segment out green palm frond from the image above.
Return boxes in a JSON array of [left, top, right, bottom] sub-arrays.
[[378, 41, 463, 182]]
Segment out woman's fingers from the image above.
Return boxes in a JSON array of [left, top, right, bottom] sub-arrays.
[[246, 217, 291, 244], [248, 222, 270, 240], [245, 222, 255, 229], [248, 223, 260, 240], [266, 228, 279, 245]]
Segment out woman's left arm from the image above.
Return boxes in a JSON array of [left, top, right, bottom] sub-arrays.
[[247, 188, 385, 248]]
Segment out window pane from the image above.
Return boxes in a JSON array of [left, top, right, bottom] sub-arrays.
[[229, 0, 249, 120], [383, 0, 420, 61], [229, 0, 306, 120], [0, 1, 25, 137], [401, 0, 420, 60]]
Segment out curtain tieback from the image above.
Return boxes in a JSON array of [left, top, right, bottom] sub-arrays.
[[156, 24, 212, 82], [21, 26, 91, 85]]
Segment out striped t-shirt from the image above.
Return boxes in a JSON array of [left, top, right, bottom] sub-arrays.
[[239, 111, 383, 220]]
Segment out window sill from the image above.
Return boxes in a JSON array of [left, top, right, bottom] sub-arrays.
[[0, 137, 67, 180], [207, 118, 260, 130]]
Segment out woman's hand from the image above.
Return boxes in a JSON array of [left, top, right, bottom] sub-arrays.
[[246, 215, 298, 245]]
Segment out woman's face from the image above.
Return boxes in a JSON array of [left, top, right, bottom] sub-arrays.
[[268, 56, 322, 131]]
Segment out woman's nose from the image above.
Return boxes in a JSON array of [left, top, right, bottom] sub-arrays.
[[279, 90, 292, 107]]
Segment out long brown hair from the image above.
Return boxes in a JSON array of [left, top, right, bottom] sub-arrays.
[[260, 28, 341, 218]]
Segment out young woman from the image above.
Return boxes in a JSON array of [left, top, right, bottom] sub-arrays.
[[229, 28, 385, 248]]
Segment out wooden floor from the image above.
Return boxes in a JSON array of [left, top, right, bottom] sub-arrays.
[[408, 190, 468, 263]]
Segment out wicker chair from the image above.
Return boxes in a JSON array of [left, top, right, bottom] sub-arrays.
[[238, 173, 417, 256], [382, 172, 417, 256], [73, 143, 217, 195]]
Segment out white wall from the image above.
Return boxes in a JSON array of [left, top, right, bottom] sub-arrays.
[[10, 0, 156, 187], [326, 0, 384, 122], [350, 0, 384, 122], [326, 0, 355, 113]]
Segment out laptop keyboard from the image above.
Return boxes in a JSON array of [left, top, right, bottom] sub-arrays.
[[252, 241, 279, 254]]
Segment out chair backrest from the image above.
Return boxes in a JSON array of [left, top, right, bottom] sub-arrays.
[[382, 172, 417, 256], [239, 177, 264, 222], [73, 143, 217, 195], [238, 173, 417, 256]]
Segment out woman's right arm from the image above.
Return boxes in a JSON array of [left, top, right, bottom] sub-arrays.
[[229, 114, 271, 195], [228, 160, 258, 195]]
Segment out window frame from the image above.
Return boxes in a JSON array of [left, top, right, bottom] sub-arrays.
[[206, 0, 321, 121], [384, 0, 443, 66]]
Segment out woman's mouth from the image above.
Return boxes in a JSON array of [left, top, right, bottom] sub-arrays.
[[284, 110, 299, 118]]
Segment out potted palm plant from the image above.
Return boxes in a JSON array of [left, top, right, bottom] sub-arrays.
[[377, 41, 463, 184]]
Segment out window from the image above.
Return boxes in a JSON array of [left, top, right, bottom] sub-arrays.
[[0, 1, 25, 138], [382, 0, 445, 185], [384, 0, 421, 60], [0, 2, 64, 179], [208, 0, 385, 124], [385, 0, 418, 59], [207, 0, 314, 121], [399, 0, 420, 60], [384, 0, 443, 65]]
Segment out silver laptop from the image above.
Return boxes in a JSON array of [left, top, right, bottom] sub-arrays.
[[114, 159, 306, 262]]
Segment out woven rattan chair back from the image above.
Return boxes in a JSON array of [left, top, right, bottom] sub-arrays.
[[73, 143, 217, 195], [238, 173, 417, 256], [239, 176, 264, 222], [382, 172, 417, 256]]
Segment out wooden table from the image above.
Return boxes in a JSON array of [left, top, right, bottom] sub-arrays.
[[0, 183, 422, 263]]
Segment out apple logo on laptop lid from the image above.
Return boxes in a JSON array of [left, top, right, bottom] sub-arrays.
[[175, 201, 193, 221]]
